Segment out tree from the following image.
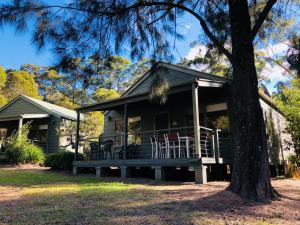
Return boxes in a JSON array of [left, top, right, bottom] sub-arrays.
[[274, 35, 300, 158], [92, 88, 120, 102], [0, 66, 8, 106], [4, 70, 41, 100], [1, 0, 296, 201], [287, 35, 300, 77]]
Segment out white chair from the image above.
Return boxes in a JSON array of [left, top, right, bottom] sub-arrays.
[[166, 133, 182, 158], [149, 136, 158, 158], [158, 134, 169, 158]]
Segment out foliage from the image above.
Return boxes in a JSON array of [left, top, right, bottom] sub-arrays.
[[213, 116, 229, 130], [0, 66, 7, 89], [5, 123, 45, 164], [0, 66, 8, 107], [92, 88, 120, 103], [3, 70, 41, 100], [287, 35, 300, 76], [285, 155, 300, 178], [274, 80, 300, 157], [149, 74, 169, 105], [45, 151, 84, 170]]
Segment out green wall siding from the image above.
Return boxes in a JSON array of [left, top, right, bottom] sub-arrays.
[[0, 98, 45, 117], [47, 116, 61, 153], [0, 98, 72, 153], [127, 67, 196, 96]]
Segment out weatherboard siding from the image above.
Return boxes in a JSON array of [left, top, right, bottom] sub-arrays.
[[0, 98, 45, 117], [260, 99, 294, 161], [47, 116, 61, 153], [127, 67, 196, 96]]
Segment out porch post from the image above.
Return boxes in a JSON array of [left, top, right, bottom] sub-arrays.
[[192, 83, 201, 158], [75, 112, 80, 161], [18, 115, 23, 137], [123, 103, 128, 159]]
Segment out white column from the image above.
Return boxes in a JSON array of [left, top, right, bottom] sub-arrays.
[[192, 83, 201, 158], [18, 115, 23, 137]]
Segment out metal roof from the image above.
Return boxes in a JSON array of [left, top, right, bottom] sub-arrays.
[[0, 95, 77, 120]]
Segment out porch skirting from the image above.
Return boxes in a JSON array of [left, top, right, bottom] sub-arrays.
[[72, 158, 217, 184]]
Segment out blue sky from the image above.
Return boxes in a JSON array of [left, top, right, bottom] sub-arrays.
[[0, 11, 285, 92], [0, 14, 200, 70]]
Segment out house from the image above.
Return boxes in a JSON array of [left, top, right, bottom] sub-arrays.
[[0, 95, 77, 153], [73, 62, 294, 183]]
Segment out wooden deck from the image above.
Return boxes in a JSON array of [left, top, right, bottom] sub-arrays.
[[73, 157, 229, 168]]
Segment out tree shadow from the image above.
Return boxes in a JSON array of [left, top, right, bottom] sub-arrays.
[[1, 180, 299, 225]]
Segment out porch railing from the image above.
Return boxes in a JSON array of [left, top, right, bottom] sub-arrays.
[[78, 126, 231, 161]]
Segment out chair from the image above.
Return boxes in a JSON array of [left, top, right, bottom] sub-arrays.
[[149, 136, 158, 158], [158, 134, 169, 158], [166, 133, 182, 158], [89, 142, 99, 160], [103, 140, 113, 160]]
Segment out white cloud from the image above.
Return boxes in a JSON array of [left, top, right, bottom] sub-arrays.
[[262, 42, 289, 58], [184, 43, 288, 93], [184, 25, 191, 30], [185, 44, 207, 60]]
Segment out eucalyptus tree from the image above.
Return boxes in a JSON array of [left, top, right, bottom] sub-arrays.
[[1, 0, 296, 201]]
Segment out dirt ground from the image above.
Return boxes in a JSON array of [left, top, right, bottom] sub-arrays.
[[0, 167, 299, 225]]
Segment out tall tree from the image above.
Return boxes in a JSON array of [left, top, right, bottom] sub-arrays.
[[4, 70, 41, 100], [1, 0, 296, 201], [0, 66, 8, 106], [274, 35, 300, 158]]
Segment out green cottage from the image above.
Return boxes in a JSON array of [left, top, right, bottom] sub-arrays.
[[0, 95, 77, 153]]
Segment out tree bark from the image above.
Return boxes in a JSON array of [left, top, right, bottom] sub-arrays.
[[228, 0, 278, 202]]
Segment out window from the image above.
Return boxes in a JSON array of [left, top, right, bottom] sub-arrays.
[[115, 116, 141, 145], [128, 116, 141, 145], [0, 128, 7, 140]]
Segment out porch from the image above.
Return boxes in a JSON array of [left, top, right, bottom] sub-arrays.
[[74, 80, 233, 183], [0, 114, 49, 152]]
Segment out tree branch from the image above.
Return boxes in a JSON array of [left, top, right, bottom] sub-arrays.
[[249, 0, 277, 42], [4, 1, 233, 62], [127, 1, 232, 62]]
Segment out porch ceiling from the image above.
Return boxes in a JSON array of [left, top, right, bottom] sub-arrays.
[[0, 114, 50, 121]]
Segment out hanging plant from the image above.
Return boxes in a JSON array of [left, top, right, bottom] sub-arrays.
[[149, 73, 169, 105]]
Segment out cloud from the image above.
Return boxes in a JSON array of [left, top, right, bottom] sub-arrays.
[[262, 42, 289, 58], [185, 44, 207, 60], [184, 43, 288, 92]]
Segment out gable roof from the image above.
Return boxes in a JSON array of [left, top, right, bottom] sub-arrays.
[[122, 61, 229, 97], [0, 95, 77, 120], [78, 61, 281, 115]]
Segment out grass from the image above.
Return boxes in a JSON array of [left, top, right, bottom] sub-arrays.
[[0, 167, 299, 225]]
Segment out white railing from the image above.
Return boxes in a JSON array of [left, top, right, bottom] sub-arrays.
[[78, 126, 230, 161]]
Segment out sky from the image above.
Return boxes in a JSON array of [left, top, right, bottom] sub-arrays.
[[0, 11, 287, 93]]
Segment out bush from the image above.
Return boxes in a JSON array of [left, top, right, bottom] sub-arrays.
[[45, 151, 84, 170], [5, 123, 45, 164], [285, 155, 300, 178]]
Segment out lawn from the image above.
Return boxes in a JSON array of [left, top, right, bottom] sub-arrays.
[[0, 167, 299, 225]]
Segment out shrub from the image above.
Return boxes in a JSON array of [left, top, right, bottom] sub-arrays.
[[5, 123, 45, 164], [45, 151, 84, 170], [285, 155, 300, 178]]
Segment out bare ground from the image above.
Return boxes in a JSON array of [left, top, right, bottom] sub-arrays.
[[0, 167, 299, 225]]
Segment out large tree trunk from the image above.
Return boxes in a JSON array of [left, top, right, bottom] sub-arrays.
[[228, 0, 278, 202]]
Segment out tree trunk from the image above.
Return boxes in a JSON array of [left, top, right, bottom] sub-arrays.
[[228, 0, 278, 202]]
